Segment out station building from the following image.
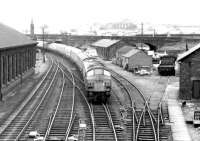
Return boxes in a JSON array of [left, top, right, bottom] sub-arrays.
[[0, 23, 37, 97], [178, 43, 200, 99], [91, 39, 125, 60]]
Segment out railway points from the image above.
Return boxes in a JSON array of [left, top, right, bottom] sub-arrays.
[[100, 59, 191, 141]]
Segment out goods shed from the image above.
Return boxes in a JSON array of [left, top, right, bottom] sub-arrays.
[[116, 45, 136, 66], [0, 23, 37, 98], [91, 39, 125, 60], [178, 43, 200, 99], [121, 48, 152, 72]]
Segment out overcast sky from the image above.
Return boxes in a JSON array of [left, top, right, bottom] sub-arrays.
[[0, 0, 200, 33]]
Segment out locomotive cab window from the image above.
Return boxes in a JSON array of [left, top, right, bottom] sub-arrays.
[[94, 69, 104, 75], [87, 70, 94, 76]]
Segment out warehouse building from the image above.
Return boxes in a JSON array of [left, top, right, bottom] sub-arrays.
[[91, 39, 125, 60], [178, 43, 200, 99], [121, 48, 152, 71], [115, 45, 136, 66], [0, 23, 37, 99]]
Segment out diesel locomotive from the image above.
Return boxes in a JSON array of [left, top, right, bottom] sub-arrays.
[[41, 43, 111, 103]]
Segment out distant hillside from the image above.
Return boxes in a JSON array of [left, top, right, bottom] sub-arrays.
[[94, 20, 200, 34], [99, 21, 137, 30]]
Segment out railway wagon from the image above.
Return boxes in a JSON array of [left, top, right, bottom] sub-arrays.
[[158, 55, 176, 76], [42, 43, 111, 103]]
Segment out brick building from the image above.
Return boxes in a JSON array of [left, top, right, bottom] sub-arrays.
[[115, 45, 135, 66], [0, 23, 37, 98], [91, 39, 125, 60], [121, 48, 152, 71], [178, 43, 200, 99]]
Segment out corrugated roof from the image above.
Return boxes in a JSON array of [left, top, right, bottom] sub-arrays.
[[177, 43, 200, 61], [0, 23, 36, 49], [117, 45, 135, 54], [91, 39, 120, 48], [122, 48, 140, 58]]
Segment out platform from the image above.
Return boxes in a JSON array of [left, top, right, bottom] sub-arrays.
[[167, 84, 192, 141]]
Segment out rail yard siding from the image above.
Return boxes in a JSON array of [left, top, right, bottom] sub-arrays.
[[179, 49, 200, 99]]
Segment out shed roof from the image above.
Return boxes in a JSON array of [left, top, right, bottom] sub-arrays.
[[177, 42, 200, 61], [117, 45, 135, 54], [0, 23, 36, 49], [122, 48, 140, 58], [158, 42, 197, 52], [91, 39, 120, 48]]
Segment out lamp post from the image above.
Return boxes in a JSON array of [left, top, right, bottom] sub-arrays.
[[41, 25, 48, 63]]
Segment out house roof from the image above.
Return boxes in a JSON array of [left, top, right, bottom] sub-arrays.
[[122, 48, 140, 58], [117, 45, 135, 54], [91, 39, 120, 48], [177, 42, 200, 61], [0, 23, 37, 50]]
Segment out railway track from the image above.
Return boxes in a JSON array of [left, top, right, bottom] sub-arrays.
[[91, 104, 118, 141], [58, 60, 94, 141], [60, 58, 129, 141], [0, 59, 59, 140], [110, 70, 141, 141], [136, 99, 157, 141], [58, 57, 118, 141], [108, 68, 171, 141], [49, 54, 171, 141], [40, 58, 76, 140]]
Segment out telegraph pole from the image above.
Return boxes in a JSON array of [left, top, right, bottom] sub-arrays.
[[0, 51, 2, 101], [41, 25, 48, 63], [153, 29, 156, 37], [141, 22, 144, 36], [141, 22, 144, 48]]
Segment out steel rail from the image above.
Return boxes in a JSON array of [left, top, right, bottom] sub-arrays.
[[109, 69, 156, 118], [157, 76, 170, 141], [103, 104, 118, 141], [58, 61, 95, 141], [136, 98, 157, 141], [0, 57, 54, 139], [15, 61, 59, 141], [43, 63, 65, 140], [59, 64, 76, 141]]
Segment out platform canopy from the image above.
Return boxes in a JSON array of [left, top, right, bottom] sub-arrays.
[[0, 23, 37, 50]]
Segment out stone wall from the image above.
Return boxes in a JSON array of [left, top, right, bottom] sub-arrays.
[[179, 62, 191, 99]]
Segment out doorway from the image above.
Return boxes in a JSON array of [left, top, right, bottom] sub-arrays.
[[192, 80, 200, 98]]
